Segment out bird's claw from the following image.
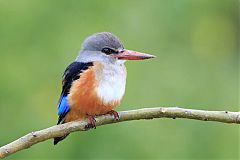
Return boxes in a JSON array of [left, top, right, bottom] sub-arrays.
[[85, 116, 97, 129], [108, 110, 120, 121]]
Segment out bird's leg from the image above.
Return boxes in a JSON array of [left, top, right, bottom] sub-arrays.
[[85, 115, 97, 129], [107, 110, 120, 121]]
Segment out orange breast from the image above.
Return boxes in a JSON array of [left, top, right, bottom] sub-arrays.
[[65, 64, 120, 122]]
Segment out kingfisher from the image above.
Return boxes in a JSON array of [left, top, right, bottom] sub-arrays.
[[54, 32, 155, 145]]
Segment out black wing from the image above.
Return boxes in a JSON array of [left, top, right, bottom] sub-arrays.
[[54, 61, 93, 145], [57, 61, 93, 124], [61, 62, 93, 98]]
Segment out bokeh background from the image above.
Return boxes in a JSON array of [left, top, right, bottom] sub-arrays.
[[0, 0, 239, 159]]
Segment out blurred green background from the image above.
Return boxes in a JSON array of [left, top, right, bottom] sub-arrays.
[[0, 0, 239, 159]]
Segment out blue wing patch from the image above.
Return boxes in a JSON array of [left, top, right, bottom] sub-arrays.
[[58, 96, 70, 116]]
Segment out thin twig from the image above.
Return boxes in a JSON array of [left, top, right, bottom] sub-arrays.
[[0, 107, 239, 158]]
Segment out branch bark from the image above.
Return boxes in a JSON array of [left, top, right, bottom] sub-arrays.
[[0, 107, 239, 158]]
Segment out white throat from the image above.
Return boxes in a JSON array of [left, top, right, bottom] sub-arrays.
[[95, 62, 126, 104]]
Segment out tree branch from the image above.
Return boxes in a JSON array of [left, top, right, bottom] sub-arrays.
[[0, 107, 239, 158]]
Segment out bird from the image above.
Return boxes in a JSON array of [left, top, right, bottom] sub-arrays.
[[54, 32, 155, 145]]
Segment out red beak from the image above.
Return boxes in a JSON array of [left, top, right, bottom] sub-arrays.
[[112, 50, 156, 60]]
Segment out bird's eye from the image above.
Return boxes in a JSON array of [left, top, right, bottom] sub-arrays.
[[101, 47, 117, 55]]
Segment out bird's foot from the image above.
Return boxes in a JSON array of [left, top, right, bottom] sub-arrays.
[[85, 115, 97, 129], [107, 110, 120, 121]]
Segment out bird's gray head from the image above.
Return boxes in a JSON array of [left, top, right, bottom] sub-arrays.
[[76, 32, 124, 64], [76, 32, 155, 63]]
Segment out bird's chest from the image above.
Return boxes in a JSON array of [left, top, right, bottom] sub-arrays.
[[67, 62, 126, 118], [95, 63, 126, 104]]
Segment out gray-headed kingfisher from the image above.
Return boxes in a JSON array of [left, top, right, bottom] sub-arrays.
[[54, 32, 155, 145]]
